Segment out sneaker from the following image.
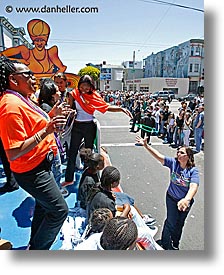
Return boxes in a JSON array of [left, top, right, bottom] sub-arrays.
[[61, 181, 73, 188], [170, 241, 179, 250], [146, 225, 157, 230], [60, 188, 69, 197], [143, 214, 156, 225], [135, 143, 143, 146]]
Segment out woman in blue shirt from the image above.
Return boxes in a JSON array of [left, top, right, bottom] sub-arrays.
[[135, 136, 199, 250]]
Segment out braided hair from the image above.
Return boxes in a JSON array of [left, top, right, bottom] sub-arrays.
[[100, 166, 120, 188], [100, 216, 138, 250], [84, 208, 112, 239], [0, 56, 21, 95]]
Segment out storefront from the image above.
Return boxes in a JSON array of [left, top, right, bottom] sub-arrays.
[[125, 77, 189, 96]]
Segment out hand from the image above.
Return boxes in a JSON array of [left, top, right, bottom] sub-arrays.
[[52, 101, 68, 116], [122, 108, 133, 119], [135, 135, 147, 146], [46, 115, 67, 134], [177, 198, 190, 211]]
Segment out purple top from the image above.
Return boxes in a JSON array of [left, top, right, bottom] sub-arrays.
[[164, 157, 200, 201]]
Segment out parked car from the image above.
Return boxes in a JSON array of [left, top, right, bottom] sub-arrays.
[[177, 93, 196, 102], [168, 90, 175, 100], [150, 91, 169, 101]]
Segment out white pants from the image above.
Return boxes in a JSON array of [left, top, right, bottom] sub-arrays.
[[183, 129, 191, 146]]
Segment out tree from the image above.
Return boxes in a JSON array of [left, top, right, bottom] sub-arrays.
[[78, 66, 100, 81]]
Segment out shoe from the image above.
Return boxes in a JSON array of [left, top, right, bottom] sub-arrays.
[[170, 241, 179, 250], [0, 239, 12, 250], [148, 142, 151, 145], [60, 188, 69, 197], [135, 143, 143, 146], [146, 225, 157, 230], [145, 220, 157, 226], [191, 147, 199, 154], [61, 181, 74, 188], [171, 144, 178, 148], [143, 214, 156, 226], [170, 244, 179, 250]]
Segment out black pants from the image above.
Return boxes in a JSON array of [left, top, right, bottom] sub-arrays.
[[0, 138, 18, 188], [141, 129, 152, 144], [14, 158, 68, 250], [65, 121, 97, 182]]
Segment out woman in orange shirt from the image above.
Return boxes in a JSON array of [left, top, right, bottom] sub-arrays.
[[0, 56, 68, 250]]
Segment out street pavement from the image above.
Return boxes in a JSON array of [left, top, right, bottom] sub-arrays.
[[95, 100, 204, 250]]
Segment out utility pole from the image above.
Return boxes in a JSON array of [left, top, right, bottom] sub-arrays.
[[133, 50, 135, 91]]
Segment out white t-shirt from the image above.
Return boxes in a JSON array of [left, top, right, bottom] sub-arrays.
[[75, 101, 94, 121]]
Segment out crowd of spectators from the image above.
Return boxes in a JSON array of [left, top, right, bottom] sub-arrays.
[[100, 90, 204, 153]]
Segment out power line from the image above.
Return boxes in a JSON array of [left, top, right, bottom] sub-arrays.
[[138, 0, 204, 13], [50, 38, 171, 48], [140, 2, 172, 49]]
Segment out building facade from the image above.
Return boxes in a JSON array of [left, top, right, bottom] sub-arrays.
[[100, 64, 125, 91], [0, 16, 32, 51], [143, 39, 204, 94], [125, 77, 189, 96]]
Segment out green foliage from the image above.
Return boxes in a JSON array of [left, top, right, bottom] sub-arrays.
[[78, 66, 100, 81]]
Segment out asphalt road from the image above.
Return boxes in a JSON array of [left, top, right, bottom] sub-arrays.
[[95, 100, 204, 250]]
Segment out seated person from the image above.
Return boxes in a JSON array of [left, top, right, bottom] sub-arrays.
[[86, 166, 162, 249], [86, 166, 132, 219], [99, 216, 138, 250], [75, 208, 113, 250], [77, 215, 138, 250], [76, 148, 105, 209], [77, 149, 156, 225]]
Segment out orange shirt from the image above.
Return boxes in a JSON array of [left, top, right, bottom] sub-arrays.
[[0, 93, 57, 173], [71, 88, 109, 114]]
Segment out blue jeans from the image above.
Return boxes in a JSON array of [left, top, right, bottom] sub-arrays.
[[174, 127, 183, 146], [159, 120, 165, 134], [13, 158, 68, 250], [161, 192, 193, 250], [194, 127, 203, 152]]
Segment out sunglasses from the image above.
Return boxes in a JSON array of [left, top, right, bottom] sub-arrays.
[[177, 150, 186, 155], [12, 71, 34, 78]]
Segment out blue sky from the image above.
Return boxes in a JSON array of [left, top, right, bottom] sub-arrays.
[[0, 0, 204, 74]]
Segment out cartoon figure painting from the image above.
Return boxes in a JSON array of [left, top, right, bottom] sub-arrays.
[[0, 19, 79, 88]]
